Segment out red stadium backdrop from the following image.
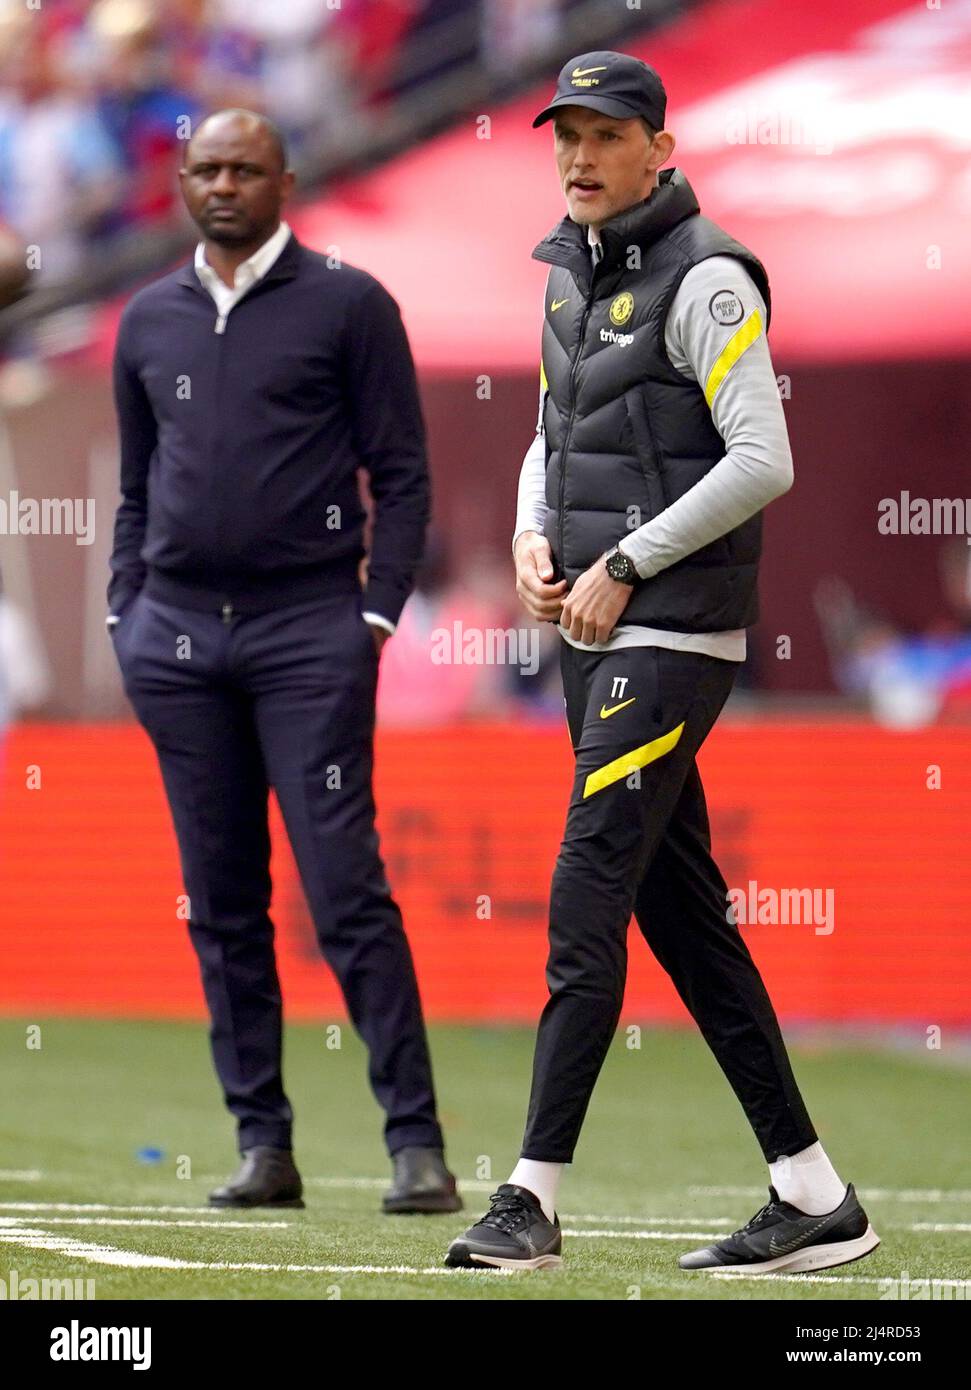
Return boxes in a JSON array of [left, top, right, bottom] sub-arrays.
[[1, 720, 968, 1024], [88, 0, 971, 372]]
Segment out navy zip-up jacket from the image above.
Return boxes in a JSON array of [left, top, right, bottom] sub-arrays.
[[108, 231, 430, 626]]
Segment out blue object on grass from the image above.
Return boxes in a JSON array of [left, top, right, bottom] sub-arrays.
[[136, 1147, 165, 1164]]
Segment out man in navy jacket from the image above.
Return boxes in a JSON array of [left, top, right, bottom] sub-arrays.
[[108, 108, 460, 1214]]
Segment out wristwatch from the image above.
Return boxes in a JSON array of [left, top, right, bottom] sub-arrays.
[[604, 545, 638, 585]]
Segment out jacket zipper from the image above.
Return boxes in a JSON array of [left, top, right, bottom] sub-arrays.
[[211, 300, 229, 585], [558, 270, 599, 569]]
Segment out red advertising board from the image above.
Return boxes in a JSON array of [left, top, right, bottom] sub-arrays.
[[2, 720, 968, 1024]]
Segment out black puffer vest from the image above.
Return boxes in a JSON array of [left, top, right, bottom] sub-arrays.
[[534, 167, 770, 631]]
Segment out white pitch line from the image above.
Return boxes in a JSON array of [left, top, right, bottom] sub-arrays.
[[562, 1213, 735, 1226], [0, 1229, 189, 1269], [301, 1176, 501, 1192], [0, 1203, 719, 1243], [0, 1170, 41, 1182], [1, 1223, 966, 1287], [707, 1271, 971, 1288], [563, 1229, 722, 1241], [5, 1210, 967, 1240], [0, 1202, 722, 1241], [220, 1176, 385, 1191], [0, 1216, 289, 1230], [910, 1223, 971, 1233], [691, 1185, 971, 1203], [0, 1202, 281, 1216], [0, 1227, 470, 1276], [3, 1201, 968, 1239], [572, 1222, 971, 1239]]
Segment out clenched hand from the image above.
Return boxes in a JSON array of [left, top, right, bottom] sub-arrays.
[[514, 531, 568, 623], [560, 554, 635, 646]]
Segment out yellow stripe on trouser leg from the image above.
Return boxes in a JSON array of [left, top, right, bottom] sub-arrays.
[[704, 309, 762, 407], [582, 721, 686, 799]]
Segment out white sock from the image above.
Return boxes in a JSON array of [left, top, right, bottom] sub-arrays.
[[769, 1142, 847, 1215], [507, 1159, 563, 1223]]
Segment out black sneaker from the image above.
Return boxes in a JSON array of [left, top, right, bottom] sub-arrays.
[[444, 1184, 563, 1270], [679, 1182, 880, 1274]]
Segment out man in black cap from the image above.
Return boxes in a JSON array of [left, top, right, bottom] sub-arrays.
[[446, 52, 878, 1272]]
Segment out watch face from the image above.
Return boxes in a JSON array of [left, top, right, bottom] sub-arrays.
[[608, 551, 634, 581]]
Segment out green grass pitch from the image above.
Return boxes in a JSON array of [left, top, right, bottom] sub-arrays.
[[1, 1018, 969, 1301]]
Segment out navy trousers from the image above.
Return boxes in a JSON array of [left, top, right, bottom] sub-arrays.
[[111, 587, 443, 1157]]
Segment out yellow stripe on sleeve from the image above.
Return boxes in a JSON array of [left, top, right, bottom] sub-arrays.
[[540, 358, 548, 393], [704, 309, 763, 408]]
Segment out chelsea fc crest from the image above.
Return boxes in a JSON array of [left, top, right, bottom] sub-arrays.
[[609, 292, 634, 327]]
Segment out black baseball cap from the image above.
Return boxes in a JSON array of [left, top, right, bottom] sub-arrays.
[[532, 50, 666, 130]]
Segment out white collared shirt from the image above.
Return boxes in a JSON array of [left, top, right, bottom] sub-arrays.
[[192, 219, 395, 638], [194, 220, 292, 334]]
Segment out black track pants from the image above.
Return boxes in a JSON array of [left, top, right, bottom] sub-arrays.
[[520, 640, 818, 1165]]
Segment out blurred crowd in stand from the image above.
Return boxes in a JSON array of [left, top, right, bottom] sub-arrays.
[[0, 0, 571, 283]]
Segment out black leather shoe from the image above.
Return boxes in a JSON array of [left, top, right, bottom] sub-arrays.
[[208, 1146, 305, 1209], [383, 1146, 462, 1214]]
